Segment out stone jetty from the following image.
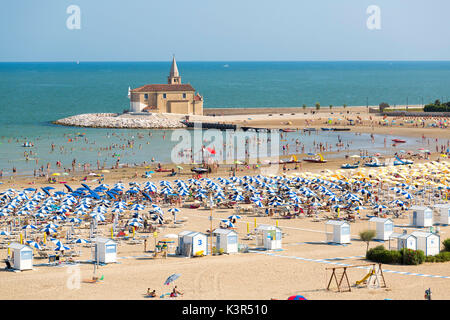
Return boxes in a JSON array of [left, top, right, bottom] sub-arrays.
[[54, 113, 188, 129]]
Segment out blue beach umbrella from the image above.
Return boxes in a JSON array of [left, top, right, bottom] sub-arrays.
[[164, 273, 181, 285]]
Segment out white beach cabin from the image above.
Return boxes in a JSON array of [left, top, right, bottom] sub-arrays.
[[8, 243, 33, 271], [177, 231, 208, 257], [213, 228, 238, 254], [325, 220, 351, 244], [95, 237, 117, 264], [433, 204, 450, 225], [397, 233, 417, 251], [411, 231, 440, 256], [255, 225, 282, 250], [410, 206, 433, 227], [369, 217, 394, 241]]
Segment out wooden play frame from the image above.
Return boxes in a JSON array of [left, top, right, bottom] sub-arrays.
[[326, 263, 387, 292]]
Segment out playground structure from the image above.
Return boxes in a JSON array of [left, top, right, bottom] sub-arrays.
[[326, 263, 387, 292]]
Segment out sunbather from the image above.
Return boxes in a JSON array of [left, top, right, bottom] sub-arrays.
[[170, 286, 183, 297], [146, 288, 156, 297]]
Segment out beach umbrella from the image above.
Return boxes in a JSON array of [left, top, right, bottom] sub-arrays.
[[128, 221, 143, 228], [72, 238, 90, 244], [68, 217, 82, 224], [287, 295, 307, 300], [22, 224, 37, 230], [222, 221, 235, 228], [55, 245, 71, 251], [168, 208, 180, 214], [26, 240, 42, 250], [49, 238, 64, 247], [164, 273, 181, 285], [228, 215, 241, 220], [0, 230, 10, 236], [41, 227, 57, 234]]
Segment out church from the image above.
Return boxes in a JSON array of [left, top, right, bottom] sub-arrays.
[[129, 57, 204, 115]]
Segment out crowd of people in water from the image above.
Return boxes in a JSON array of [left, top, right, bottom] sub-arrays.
[[1, 113, 449, 179]]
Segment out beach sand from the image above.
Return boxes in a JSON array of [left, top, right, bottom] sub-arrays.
[[1, 110, 449, 300]]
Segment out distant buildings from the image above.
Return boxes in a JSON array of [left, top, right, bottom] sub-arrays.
[[129, 56, 203, 115]]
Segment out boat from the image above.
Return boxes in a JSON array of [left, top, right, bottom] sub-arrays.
[[341, 162, 359, 169], [364, 157, 386, 167], [332, 128, 351, 131], [303, 128, 316, 132], [303, 153, 327, 163], [191, 167, 208, 174], [281, 128, 296, 132], [392, 139, 406, 143], [321, 128, 332, 131], [394, 156, 413, 166], [279, 156, 301, 164], [155, 168, 172, 172]]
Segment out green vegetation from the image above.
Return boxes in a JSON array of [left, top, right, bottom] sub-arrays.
[[359, 230, 376, 255], [384, 108, 423, 112], [315, 102, 320, 110], [343, 104, 347, 109], [423, 99, 450, 112], [368, 238, 450, 265], [425, 252, 450, 263], [443, 238, 450, 252], [366, 245, 425, 265], [329, 104, 333, 110], [302, 104, 307, 110]]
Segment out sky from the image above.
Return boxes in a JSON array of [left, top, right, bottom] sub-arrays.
[[0, 0, 449, 61]]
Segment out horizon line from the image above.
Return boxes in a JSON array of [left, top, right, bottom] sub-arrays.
[[1, 59, 450, 63]]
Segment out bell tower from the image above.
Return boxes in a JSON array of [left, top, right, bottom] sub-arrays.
[[168, 55, 181, 84]]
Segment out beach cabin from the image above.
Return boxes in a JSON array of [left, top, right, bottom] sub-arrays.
[[325, 220, 351, 244], [255, 225, 282, 250], [95, 237, 117, 264], [8, 243, 33, 271], [397, 233, 417, 251], [411, 231, 440, 256], [433, 204, 450, 225], [410, 206, 433, 227], [177, 231, 208, 257], [369, 217, 394, 241], [213, 229, 239, 254]]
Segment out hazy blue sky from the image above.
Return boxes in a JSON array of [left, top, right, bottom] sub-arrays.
[[1, 0, 449, 61]]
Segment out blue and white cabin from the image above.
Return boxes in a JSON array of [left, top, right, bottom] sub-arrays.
[[95, 237, 117, 264], [369, 217, 394, 240], [411, 231, 440, 256], [325, 220, 351, 244], [8, 243, 33, 271], [177, 231, 208, 257], [410, 206, 433, 227], [397, 233, 417, 251], [255, 225, 282, 250], [213, 228, 238, 254], [433, 204, 450, 225]]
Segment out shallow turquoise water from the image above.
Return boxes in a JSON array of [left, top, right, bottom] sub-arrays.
[[0, 61, 448, 174]]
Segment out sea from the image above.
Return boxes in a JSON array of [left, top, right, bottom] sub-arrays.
[[0, 61, 449, 176]]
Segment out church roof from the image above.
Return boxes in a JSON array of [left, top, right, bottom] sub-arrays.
[[169, 56, 179, 77], [131, 84, 195, 92]]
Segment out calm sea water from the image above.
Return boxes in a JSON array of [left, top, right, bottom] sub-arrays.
[[0, 61, 448, 174]]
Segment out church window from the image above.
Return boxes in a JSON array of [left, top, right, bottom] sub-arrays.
[[163, 93, 167, 99], [144, 94, 148, 100], [183, 93, 186, 99]]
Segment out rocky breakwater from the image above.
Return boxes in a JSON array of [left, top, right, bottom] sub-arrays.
[[54, 113, 187, 129]]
